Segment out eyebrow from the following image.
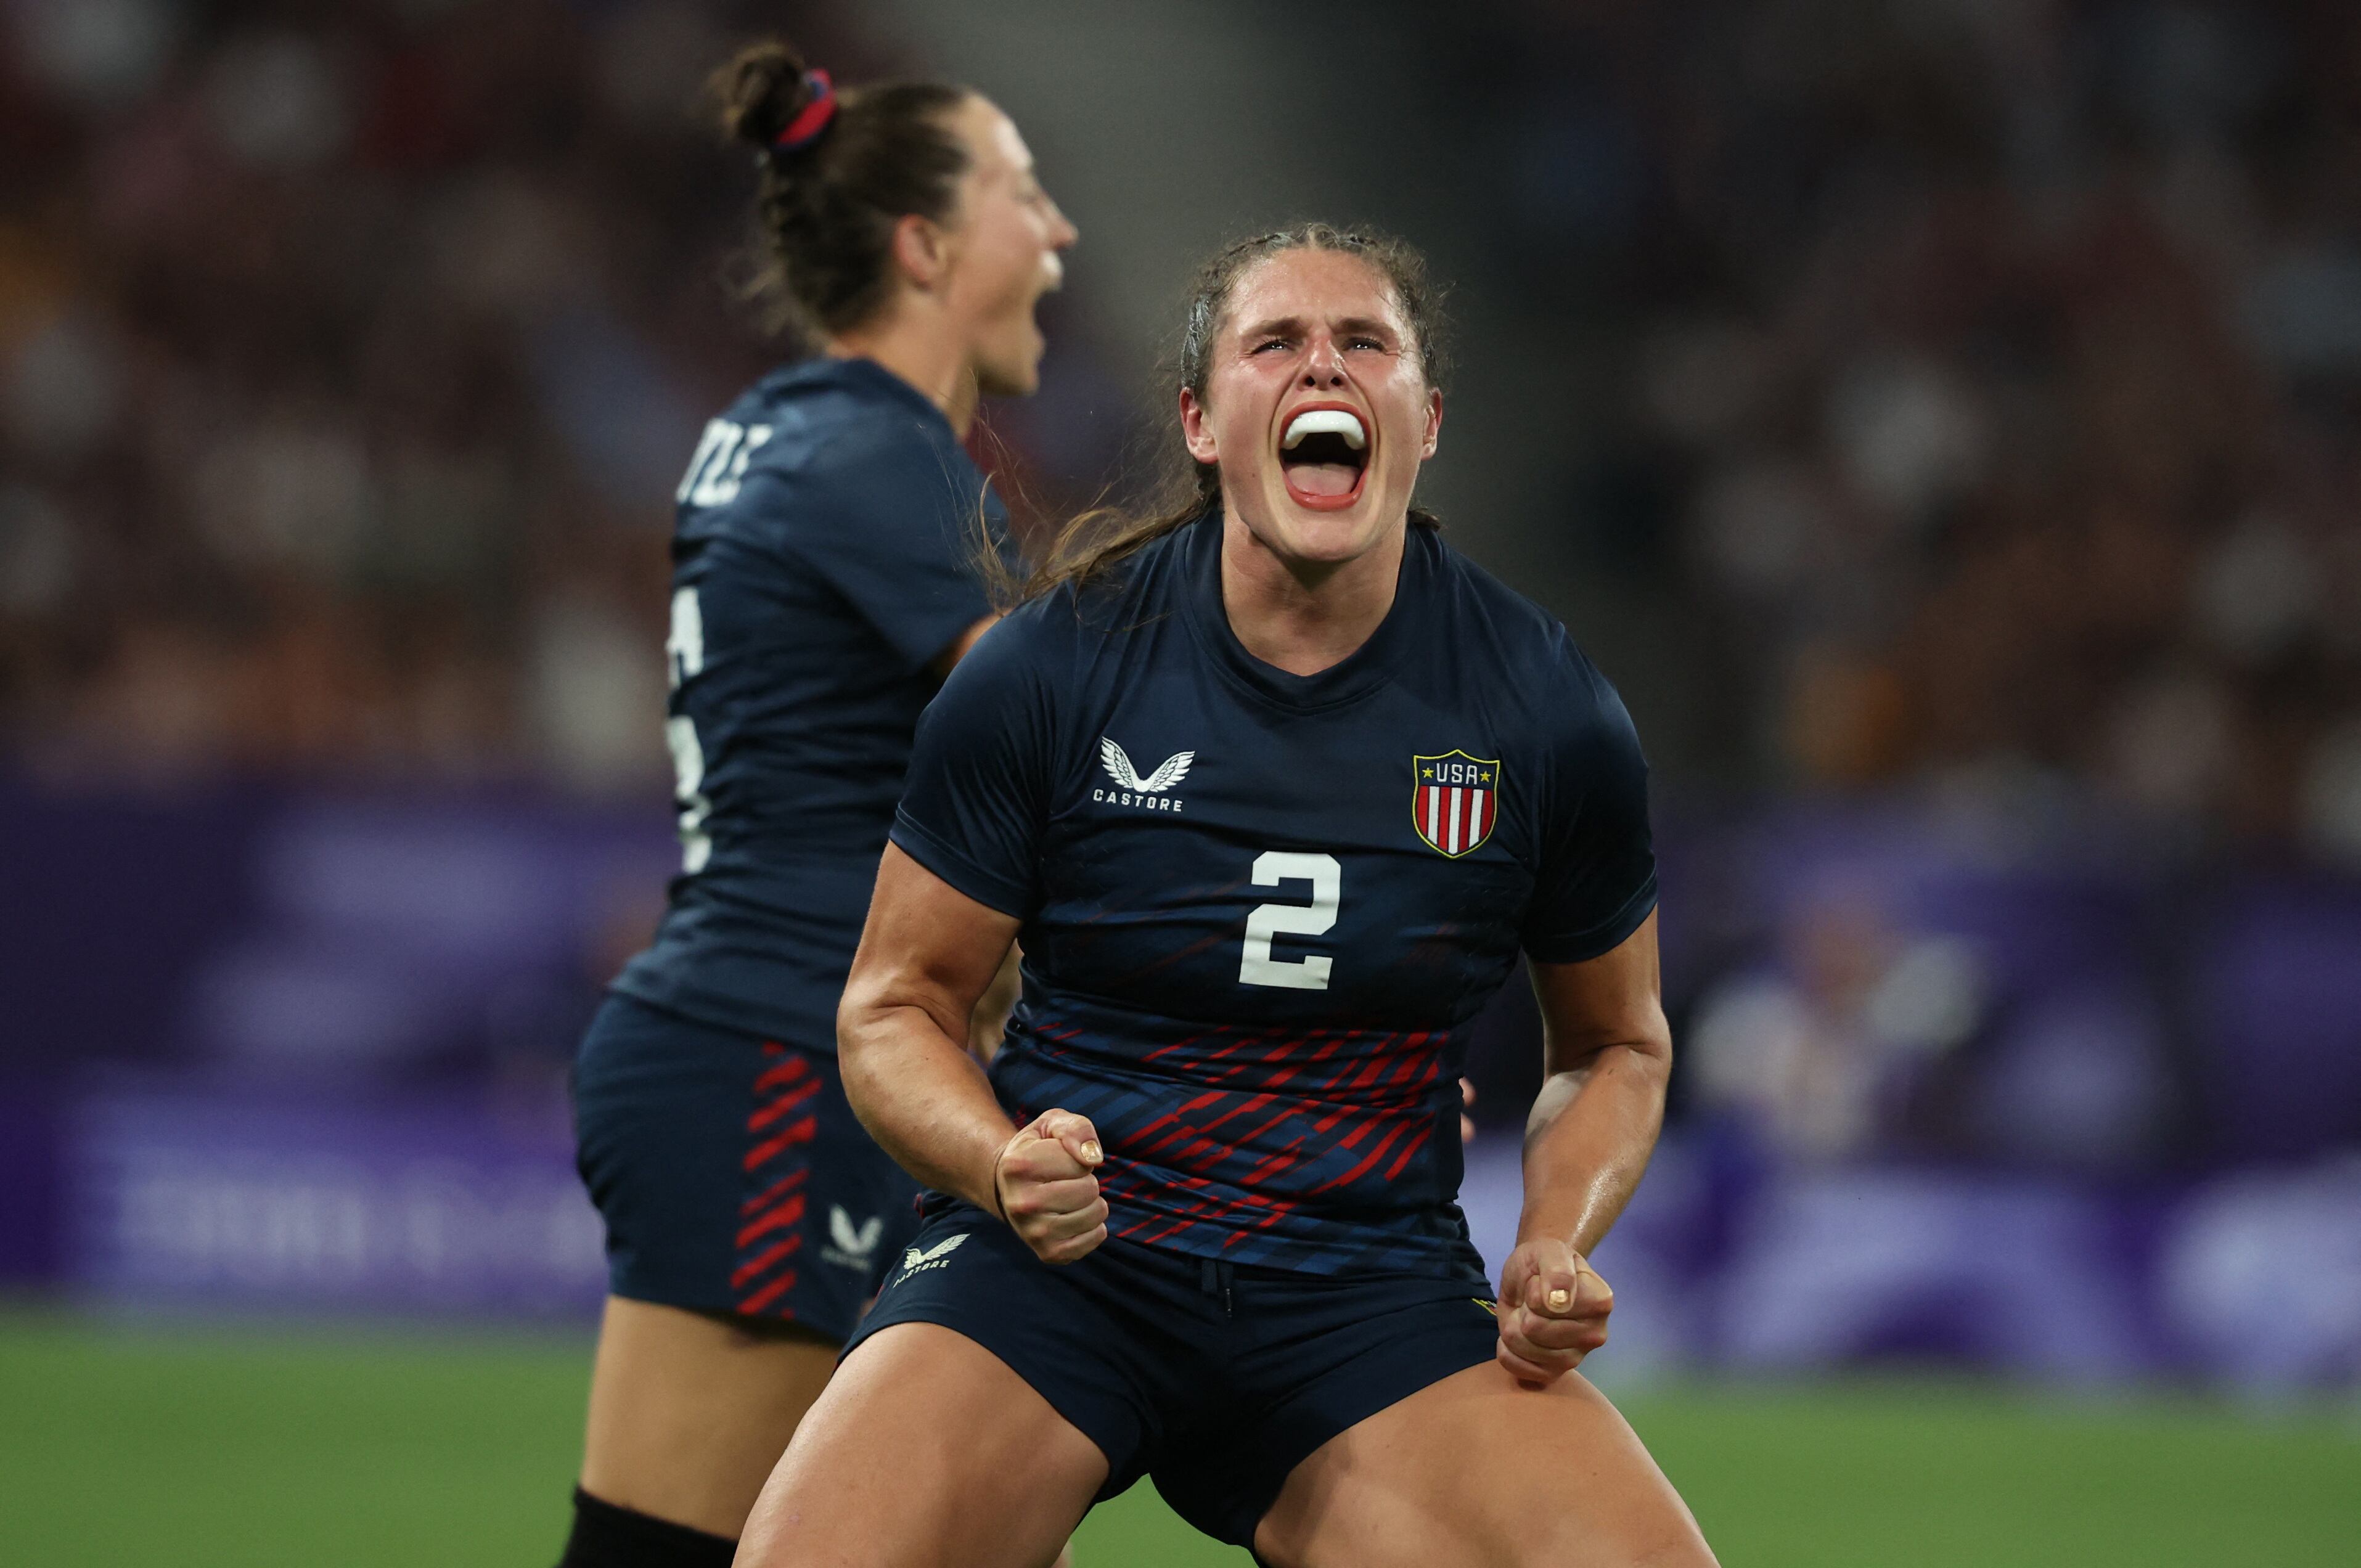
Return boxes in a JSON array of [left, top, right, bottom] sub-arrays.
[[1237, 314, 1399, 340]]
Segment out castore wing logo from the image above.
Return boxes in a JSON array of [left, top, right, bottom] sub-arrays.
[[896, 1231, 970, 1282], [1095, 736, 1193, 812], [822, 1206, 884, 1270]]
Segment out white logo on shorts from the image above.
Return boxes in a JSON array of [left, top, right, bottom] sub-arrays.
[[896, 1231, 971, 1282], [822, 1206, 884, 1271]]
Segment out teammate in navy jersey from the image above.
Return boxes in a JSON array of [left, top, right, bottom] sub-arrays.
[[739, 226, 1716, 1567], [558, 40, 1075, 1568]]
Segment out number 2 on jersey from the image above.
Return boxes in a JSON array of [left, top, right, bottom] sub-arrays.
[[1239, 851, 1340, 990]]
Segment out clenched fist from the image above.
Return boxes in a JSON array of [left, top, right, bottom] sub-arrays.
[[1495, 1238, 1612, 1387], [991, 1108, 1108, 1264]]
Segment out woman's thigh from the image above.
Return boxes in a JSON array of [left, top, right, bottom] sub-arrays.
[[578, 1296, 838, 1536], [1253, 1362, 1716, 1568], [737, 1321, 1109, 1568]]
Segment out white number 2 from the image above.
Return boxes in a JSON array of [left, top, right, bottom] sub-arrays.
[[1238, 851, 1340, 990]]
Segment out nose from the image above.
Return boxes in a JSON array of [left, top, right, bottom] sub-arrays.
[[1301, 335, 1346, 387], [1047, 197, 1078, 250]]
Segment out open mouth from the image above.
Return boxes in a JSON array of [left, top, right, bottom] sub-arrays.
[[1279, 404, 1369, 511]]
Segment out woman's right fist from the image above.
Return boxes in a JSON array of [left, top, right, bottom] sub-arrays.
[[991, 1108, 1108, 1264]]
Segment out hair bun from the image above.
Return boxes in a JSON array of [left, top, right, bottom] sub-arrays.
[[718, 39, 816, 150]]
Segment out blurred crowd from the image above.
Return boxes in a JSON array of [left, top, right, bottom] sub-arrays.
[[1482, 0, 2361, 862], [7, 1, 2359, 848], [0, 0, 989, 791]]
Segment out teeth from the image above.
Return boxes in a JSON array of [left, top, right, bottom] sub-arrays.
[[1282, 409, 1366, 451]]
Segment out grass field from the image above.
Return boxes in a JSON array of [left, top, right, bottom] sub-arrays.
[[1, 1308, 2353, 1566]]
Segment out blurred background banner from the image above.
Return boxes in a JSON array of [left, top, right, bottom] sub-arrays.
[[5, 0, 2361, 1411]]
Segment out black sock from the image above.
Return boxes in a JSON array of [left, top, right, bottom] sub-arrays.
[[557, 1486, 738, 1568]]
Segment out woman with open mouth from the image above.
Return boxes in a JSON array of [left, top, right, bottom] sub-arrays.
[[560, 36, 1075, 1568], [738, 223, 1714, 1567]]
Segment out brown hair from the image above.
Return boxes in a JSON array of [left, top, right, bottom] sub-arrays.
[[716, 40, 973, 338], [999, 223, 1451, 606]]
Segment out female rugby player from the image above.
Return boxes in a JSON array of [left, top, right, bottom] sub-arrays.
[[557, 41, 1074, 1568], [737, 225, 1716, 1567]]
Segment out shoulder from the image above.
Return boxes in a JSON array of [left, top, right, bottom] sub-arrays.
[[1022, 511, 1201, 631], [1428, 533, 1631, 732], [743, 359, 972, 492], [682, 363, 985, 571], [946, 520, 1193, 691]]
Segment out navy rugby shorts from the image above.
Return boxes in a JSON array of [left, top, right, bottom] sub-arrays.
[[843, 1204, 1501, 1548], [571, 992, 920, 1338]]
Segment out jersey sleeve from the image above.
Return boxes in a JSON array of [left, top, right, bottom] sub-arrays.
[[889, 611, 1058, 918], [1520, 646, 1659, 965], [763, 424, 998, 674]]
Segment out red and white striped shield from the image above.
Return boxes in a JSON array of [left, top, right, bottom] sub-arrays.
[[1412, 751, 1500, 858]]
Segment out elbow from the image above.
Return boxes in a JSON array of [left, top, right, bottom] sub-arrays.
[[1635, 1021, 1674, 1085], [835, 982, 889, 1117], [1547, 1019, 1672, 1092], [1621, 1023, 1674, 1111], [1632, 1038, 1672, 1117]]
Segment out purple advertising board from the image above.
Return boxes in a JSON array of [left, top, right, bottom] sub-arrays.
[[67, 1086, 605, 1320]]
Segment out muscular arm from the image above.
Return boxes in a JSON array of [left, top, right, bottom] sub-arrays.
[[1494, 909, 1671, 1385], [838, 843, 1022, 1208], [1518, 909, 1671, 1256], [838, 843, 1106, 1260]]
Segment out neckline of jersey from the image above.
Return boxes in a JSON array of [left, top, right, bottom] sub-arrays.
[[1178, 508, 1426, 714]]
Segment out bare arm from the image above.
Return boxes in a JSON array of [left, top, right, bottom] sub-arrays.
[[838, 842, 1105, 1260], [1519, 908, 1672, 1254], [1493, 909, 1672, 1384]]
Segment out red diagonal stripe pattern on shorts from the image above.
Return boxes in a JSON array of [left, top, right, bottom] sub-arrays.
[[734, 1041, 823, 1318]]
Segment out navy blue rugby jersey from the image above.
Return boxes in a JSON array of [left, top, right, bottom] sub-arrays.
[[891, 510, 1656, 1277], [610, 356, 1004, 1048]]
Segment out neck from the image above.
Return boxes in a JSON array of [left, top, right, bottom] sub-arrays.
[[1217, 507, 1407, 677], [827, 309, 980, 437]]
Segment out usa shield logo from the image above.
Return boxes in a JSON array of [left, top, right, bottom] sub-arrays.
[[1413, 751, 1499, 857]]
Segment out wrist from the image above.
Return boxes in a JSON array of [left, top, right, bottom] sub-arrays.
[[984, 1136, 1015, 1222], [1513, 1199, 1592, 1254]]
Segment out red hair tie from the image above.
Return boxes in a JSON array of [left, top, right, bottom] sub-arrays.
[[774, 69, 837, 152]]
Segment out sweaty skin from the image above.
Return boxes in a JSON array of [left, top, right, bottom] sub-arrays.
[[1180, 247, 1441, 677], [739, 245, 1714, 1568]]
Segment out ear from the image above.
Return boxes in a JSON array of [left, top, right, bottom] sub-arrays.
[[1419, 386, 1442, 460], [889, 213, 952, 293], [1179, 386, 1219, 467]]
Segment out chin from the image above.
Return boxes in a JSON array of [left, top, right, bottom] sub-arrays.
[[1260, 493, 1393, 563], [978, 362, 1039, 398], [976, 315, 1046, 399]]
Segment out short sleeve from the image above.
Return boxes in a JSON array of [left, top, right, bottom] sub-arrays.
[[1520, 650, 1659, 965], [889, 613, 1057, 918], [762, 425, 998, 674]]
